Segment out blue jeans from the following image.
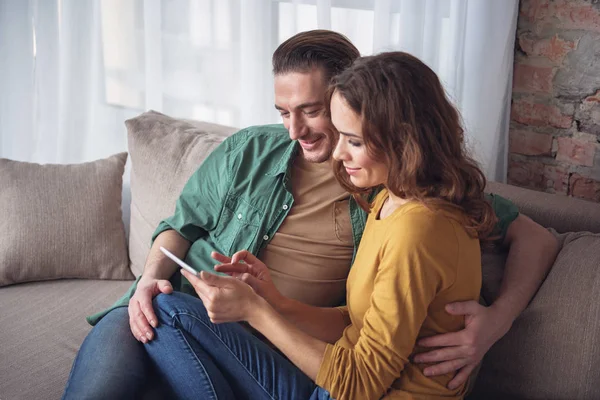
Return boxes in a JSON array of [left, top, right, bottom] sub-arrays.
[[62, 307, 172, 400], [146, 292, 334, 400]]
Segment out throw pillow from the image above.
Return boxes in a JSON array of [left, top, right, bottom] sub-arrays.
[[126, 111, 237, 277], [0, 153, 133, 286]]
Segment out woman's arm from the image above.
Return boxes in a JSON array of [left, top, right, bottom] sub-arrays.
[[213, 250, 350, 343], [250, 299, 328, 380], [189, 210, 459, 400], [181, 269, 329, 380], [275, 299, 350, 344]]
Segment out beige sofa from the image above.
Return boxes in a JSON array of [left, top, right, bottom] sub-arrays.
[[1, 111, 599, 400]]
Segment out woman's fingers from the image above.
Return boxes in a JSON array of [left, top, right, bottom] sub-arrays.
[[211, 251, 232, 264], [214, 263, 250, 275]]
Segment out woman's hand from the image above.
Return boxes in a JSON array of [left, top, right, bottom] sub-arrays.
[[181, 269, 265, 324], [211, 250, 285, 306]]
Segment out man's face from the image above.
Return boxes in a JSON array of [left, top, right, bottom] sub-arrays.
[[274, 69, 336, 163]]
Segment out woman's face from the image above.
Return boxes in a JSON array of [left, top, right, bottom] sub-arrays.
[[331, 92, 388, 188]]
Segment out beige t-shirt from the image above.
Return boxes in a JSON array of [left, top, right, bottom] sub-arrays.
[[258, 155, 354, 307]]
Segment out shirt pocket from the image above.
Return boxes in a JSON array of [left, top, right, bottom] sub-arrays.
[[333, 199, 354, 245], [213, 194, 263, 255]]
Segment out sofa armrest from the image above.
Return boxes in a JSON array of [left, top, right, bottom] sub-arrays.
[[486, 181, 600, 234]]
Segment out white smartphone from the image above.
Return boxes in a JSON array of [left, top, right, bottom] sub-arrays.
[[159, 246, 198, 276]]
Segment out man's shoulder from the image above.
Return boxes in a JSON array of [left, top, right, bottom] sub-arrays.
[[217, 124, 294, 176], [227, 123, 290, 148]]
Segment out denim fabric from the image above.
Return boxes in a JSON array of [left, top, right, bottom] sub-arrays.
[[147, 292, 335, 400], [62, 307, 172, 400]]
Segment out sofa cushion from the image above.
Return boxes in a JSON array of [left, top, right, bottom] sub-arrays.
[[471, 231, 600, 399], [126, 111, 237, 277], [0, 279, 134, 399], [0, 153, 133, 286]]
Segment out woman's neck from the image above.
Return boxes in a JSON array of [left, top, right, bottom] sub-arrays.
[[387, 189, 410, 206], [379, 188, 411, 219]]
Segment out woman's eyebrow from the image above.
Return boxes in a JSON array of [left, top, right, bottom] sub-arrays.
[[339, 131, 361, 138]]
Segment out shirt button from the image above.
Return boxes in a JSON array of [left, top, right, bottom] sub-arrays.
[[282, 204, 288, 210], [237, 213, 242, 219], [263, 235, 269, 241]]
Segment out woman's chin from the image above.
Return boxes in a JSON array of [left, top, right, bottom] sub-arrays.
[[349, 176, 370, 188]]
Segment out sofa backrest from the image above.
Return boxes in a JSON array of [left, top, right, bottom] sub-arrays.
[[486, 181, 600, 234], [124, 111, 238, 276], [474, 181, 600, 400]]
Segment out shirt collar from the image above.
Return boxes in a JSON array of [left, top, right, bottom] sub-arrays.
[[266, 140, 299, 177]]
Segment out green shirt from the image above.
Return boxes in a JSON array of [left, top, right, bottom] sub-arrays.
[[87, 124, 519, 325]]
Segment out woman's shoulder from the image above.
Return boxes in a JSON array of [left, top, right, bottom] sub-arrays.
[[388, 201, 473, 245]]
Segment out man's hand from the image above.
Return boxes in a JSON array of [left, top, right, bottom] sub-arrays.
[[212, 250, 284, 306], [414, 300, 512, 390], [127, 277, 173, 343]]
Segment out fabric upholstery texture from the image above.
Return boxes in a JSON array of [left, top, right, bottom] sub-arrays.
[[0, 279, 134, 399], [0, 153, 132, 286], [486, 181, 600, 234], [473, 231, 600, 399], [126, 111, 237, 276]]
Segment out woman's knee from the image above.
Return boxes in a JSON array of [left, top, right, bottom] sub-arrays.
[[153, 292, 208, 324]]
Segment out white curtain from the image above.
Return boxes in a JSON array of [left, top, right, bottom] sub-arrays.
[[0, 0, 518, 181]]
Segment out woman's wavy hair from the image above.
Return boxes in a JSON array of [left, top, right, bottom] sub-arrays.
[[329, 52, 497, 240]]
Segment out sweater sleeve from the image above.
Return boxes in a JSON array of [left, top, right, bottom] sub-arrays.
[[316, 210, 460, 400]]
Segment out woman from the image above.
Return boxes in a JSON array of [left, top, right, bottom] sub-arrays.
[[145, 52, 497, 399]]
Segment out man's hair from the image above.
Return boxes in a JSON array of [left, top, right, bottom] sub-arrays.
[[272, 30, 360, 83], [329, 52, 498, 240]]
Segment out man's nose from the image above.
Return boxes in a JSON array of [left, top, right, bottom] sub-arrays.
[[288, 115, 306, 140]]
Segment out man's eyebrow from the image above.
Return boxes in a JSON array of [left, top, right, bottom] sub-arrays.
[[339, 131, 361, 138], [274, 101, 323, 111]]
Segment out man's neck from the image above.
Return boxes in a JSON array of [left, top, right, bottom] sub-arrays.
[[295, 152, 333, 172]]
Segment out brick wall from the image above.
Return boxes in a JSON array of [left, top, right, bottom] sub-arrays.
[[509, 0, 600, 202]]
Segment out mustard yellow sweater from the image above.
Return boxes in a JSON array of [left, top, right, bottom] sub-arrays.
[[316, 190, 482, 400]]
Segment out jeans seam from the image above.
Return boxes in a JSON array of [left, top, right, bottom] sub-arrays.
[[176, 310, 278, 400], [172, 317, 220, 400]]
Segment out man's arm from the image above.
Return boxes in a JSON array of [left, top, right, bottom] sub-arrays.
[[143, 229, 191, 280], [128, 230, 191, 343], [415, 214, 559, 388], [487, 214, 559, 328], [127, 131, 242, 342]]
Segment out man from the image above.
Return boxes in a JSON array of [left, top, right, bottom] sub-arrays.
[[63, 30, 558, 399]]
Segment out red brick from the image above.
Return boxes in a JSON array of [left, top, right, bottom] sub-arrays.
[[507, 159, 545, 189], [553, 0, 600, 33], [543, 164, 569, 194], [509, 130, 553, 155], [556, 137, 596, 167], [518, 33, 577, 63], [513, 64, 555, 93], [569, 173, 600, 202], [511, 99, 573, 129], [522, 0, 600, 33], [520, 0, 552, 23]]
